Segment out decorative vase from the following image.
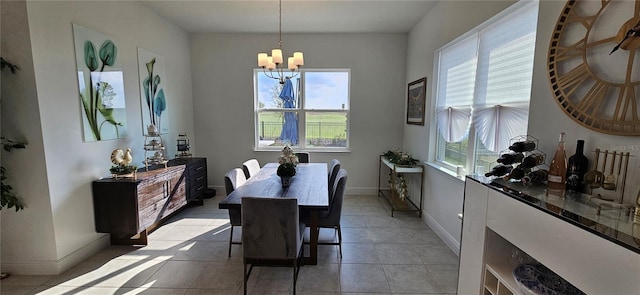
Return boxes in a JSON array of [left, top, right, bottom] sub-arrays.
[[281, 176, 292, 187]]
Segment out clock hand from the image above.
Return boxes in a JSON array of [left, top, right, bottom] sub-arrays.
[[610, 20, 640, 55]]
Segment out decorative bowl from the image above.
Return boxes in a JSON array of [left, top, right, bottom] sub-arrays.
[[512, 263, 585, 295]]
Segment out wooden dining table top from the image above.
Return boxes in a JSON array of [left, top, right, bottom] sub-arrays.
[[218, 162, 329, 211]]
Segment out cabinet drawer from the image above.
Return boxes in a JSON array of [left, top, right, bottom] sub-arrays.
[[188, 159, 206, 174]]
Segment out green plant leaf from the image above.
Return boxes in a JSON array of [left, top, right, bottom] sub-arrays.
[[84, 41, 98, 71], [154, 89, 166, 116], [99, 40, 117, 67], [1, 57, 20, 73], [142, 77, 151, 107], [152, 75, 161, 94]]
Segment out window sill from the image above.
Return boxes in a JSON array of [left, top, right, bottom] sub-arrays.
[[424, 161, 466, 183]]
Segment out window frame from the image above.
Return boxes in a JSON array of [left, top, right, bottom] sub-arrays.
[[254, 68, 351, 152], [430, 0, 538, 175]]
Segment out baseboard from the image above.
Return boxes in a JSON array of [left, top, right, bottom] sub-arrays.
[[1, 234, 110, 275], [423, 211, 460, 257], [345, 186, 377, 196]]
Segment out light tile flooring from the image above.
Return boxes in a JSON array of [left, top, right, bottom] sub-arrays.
[[1, 195, 459, 294]]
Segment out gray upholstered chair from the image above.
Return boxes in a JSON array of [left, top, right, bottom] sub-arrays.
[[296, 152, 310, 163], [328, 159, 341, 201], [242, 197, 304, 295], [224, 168, 247, 257], [242, 159, 261, 179], [314, 168, 347, 257]]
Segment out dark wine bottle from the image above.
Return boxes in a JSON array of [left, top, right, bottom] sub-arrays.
[[519, 153, 544, 169], [566, 140, 589, 192], [496, 153, 524, 165], [524, 169, 548, 184], [484, 165, 513, 177], [504, 166, 526, 181], [508, 141, 536, 153]]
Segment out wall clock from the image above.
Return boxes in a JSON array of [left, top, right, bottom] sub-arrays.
[[548, 0, 640, 135]]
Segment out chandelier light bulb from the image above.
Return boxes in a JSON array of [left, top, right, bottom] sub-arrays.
[[256, 0, 303, 84]]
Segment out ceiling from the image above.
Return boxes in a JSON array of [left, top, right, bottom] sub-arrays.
[[139, 0, 439, 33]]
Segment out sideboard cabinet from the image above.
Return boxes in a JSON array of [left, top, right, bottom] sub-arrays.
[[93, 165, 187, 245], [168, 157, 207, 205], [458, 176, 640, 294]]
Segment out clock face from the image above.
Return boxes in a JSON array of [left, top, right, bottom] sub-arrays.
[[548, 0, 640, 135]]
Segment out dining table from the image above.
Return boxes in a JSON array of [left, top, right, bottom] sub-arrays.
[[218, 162, 329, 265]]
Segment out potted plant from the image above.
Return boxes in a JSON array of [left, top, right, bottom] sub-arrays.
[[1, 58, 26, 212], [277, 145, 298, 187]]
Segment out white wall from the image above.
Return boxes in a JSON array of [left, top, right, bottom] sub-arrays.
[[1, 0, 195, 275], [404, 0, 515, 253], [190, 33, 407, 194], [406, 0, 640, 254]]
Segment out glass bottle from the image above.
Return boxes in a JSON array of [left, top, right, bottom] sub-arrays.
[[565, 140, 588, 193], [484, 164, 513, 177], [523, 169, 548, 185], [519, 153, 545, 169], [497, 153, 524, 165], [503, 166, 526, 181], [547, 132, 567, 191], [508, 141, 536, 153]]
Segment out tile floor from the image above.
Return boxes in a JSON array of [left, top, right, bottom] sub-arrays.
[[0, 195, 459, 294]]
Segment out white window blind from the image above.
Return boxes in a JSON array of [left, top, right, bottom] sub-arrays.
[[435, 0, 538, 152]]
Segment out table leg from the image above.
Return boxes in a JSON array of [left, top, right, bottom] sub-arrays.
[[304, 211, 319, 265]]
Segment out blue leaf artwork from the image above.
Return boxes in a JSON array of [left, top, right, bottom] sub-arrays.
[[138, 48, 170, 135], [73, 23, 128, 142]]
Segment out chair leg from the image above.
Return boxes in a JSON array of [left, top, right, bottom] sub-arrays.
[[292, 261, 297, 295], [337, 225, 343, 258], [228, 225, 234, 257], [243, 262, 248, 295]]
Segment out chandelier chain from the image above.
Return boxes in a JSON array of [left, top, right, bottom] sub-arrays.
[[279, 0, 282, 49]]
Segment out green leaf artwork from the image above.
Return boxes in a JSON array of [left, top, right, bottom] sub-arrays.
[[138, 48, 170, 134], [73, 24, 127, 142]]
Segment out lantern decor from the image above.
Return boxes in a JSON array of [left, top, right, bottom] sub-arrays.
[[176, 132, 191, 158]]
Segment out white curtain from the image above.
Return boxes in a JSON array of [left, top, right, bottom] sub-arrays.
[[435, 0, 537, 151], [435, 34, 477, 143]]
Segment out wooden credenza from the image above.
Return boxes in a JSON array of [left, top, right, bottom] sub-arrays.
[[93, 165, 187, 245]]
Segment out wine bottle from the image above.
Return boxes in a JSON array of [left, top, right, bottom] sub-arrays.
[[524, 169, 548, 184], [484, 165, 513, 177], [519, 153, 544, 169], [508, 141, 536, 153], [547, 132, 567, 191], [503, 166, 526, 181], [565, 140, 588, 192], [496, 153, 524, 165]]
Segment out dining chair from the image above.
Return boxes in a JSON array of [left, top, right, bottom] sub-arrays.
[[242, 197, 305, 295], [314, 168, 347, 257], [328, 159, 341, 201], [242, 159, 261, 179], [296, 152, 310, 163], [224, 168, 247, 257]]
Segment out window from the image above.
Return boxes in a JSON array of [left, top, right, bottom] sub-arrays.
[[433, 0, 538, 175], [254, 69, 350, 151]]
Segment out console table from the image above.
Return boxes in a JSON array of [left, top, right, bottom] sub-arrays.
[[458, 176, 640, 295], [377, 155, 423, 217]]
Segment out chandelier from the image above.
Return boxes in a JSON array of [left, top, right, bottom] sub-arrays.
[[257, 0, 304, 84]]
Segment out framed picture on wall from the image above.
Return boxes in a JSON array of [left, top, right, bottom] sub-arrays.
[[406, 77, 426, 126]]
